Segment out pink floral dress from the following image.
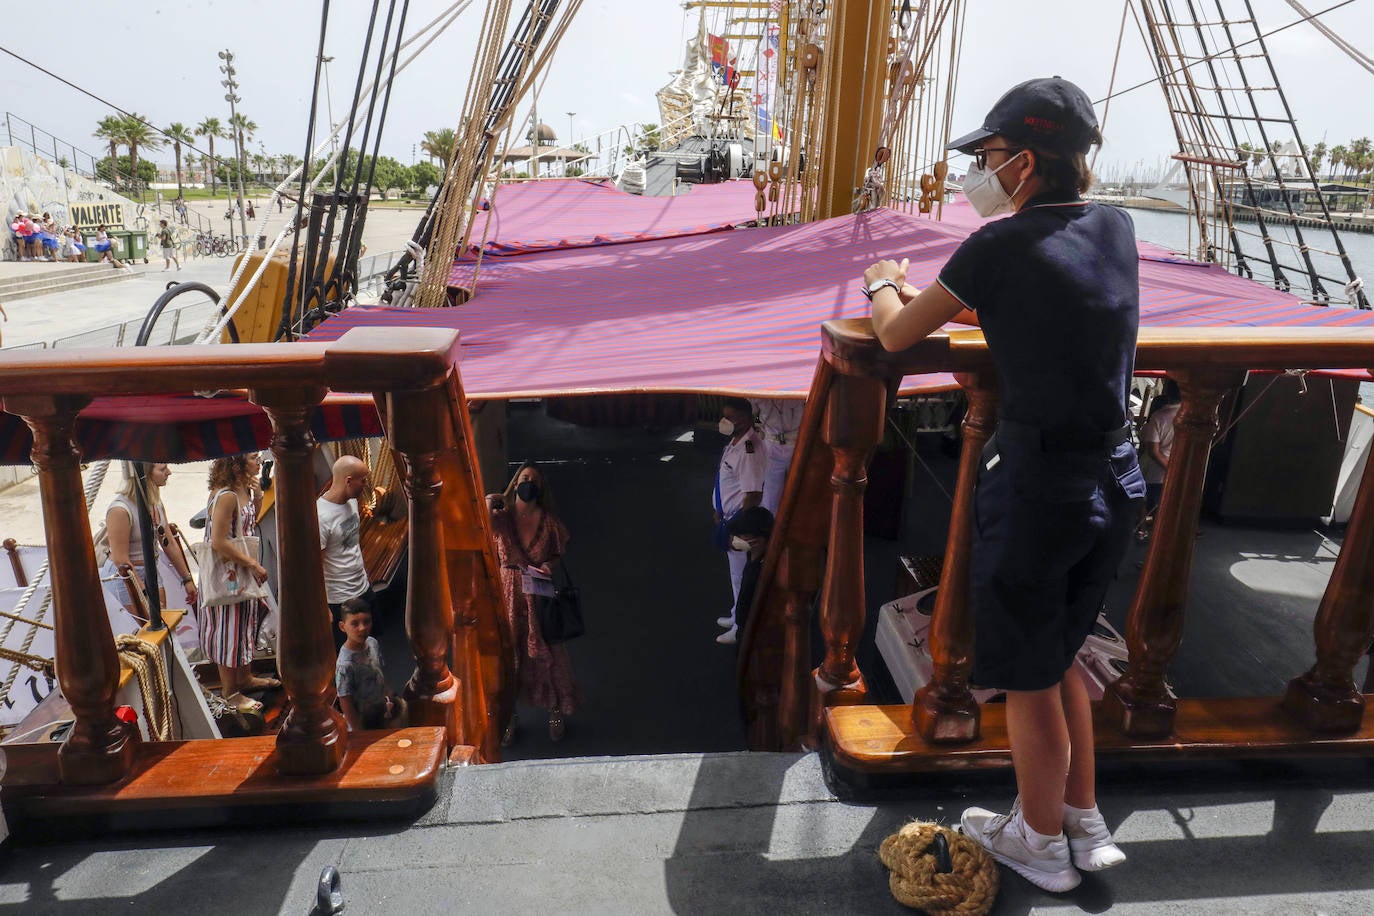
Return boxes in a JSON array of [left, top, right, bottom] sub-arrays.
[[490, 505, 580, 715]]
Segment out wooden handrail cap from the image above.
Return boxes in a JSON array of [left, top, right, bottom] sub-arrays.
[[326, 328, 462, 391]]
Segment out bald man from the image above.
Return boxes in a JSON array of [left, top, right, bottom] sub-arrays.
[[319, 455, 376, 649]]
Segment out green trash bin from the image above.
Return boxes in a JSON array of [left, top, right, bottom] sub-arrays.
[[81, 232, 103, 262], [121, 229, 149, 263]]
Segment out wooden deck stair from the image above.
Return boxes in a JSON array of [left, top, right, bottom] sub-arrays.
[[1, 727, 446, 830], [825, 698, 1374, 776]]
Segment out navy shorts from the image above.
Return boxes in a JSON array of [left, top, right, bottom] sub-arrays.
[[970, 435, 1145, 691]]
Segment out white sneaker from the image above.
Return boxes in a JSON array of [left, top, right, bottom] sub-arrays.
[[716, 615, 735, 628], [961, 800, 1081, 893], [1065, 806, 1126, 871], [715, 626, 737, 645]]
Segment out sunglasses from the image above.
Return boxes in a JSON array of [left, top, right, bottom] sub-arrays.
[[971, 146, 1024, 169]]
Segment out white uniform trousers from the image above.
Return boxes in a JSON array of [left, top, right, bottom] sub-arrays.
[[762, 441, 795, 515], [725, 547, 748, 624]]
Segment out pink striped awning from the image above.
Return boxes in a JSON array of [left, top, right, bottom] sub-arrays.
[[464, 179, 766, 257], [309, 205, 1374, 399]]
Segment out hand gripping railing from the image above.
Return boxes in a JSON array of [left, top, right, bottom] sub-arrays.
[[0, 326, 500, 786], [739, 322, 1374, 769]]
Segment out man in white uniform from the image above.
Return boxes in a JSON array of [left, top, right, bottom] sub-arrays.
[[752, 398, 804, 515], [714, 397, 767, 644], [318, 455, 374, 649]]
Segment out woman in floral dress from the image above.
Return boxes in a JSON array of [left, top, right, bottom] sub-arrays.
[[488, 462, 579, 744]]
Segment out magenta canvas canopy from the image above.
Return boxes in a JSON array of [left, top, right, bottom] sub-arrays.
[[308, 205, 1374, 399], [464, 178, 765, 257]]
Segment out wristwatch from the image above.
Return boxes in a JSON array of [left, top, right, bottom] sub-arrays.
[[862, 278, 901, 300]]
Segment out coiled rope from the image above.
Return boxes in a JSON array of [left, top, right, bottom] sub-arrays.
[[878, 821, 999, 914], [115, 634, 173, 740]]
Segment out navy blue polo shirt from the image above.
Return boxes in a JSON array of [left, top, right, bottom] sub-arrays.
[[937, 193, 1140, 435]]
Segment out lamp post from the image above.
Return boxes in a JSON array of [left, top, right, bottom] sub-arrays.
[[566, 112, 576, 177], [218, 49, 249, 244]]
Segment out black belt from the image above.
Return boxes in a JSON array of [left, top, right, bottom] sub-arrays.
[[997, 418, 1131, 453]]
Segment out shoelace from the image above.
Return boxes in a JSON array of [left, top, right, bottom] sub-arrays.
[[984, 797, 1024, 840]]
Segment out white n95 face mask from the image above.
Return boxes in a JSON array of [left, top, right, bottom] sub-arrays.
[[719, 418, 736, 437], [730, 536, 751, 551], [964, 153, 1026, 218]]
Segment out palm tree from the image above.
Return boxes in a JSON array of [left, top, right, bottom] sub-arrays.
[[196, 117, 224, 194], [228, 113, 257, 183], [1309, 142, 1327, 179], [1330, 145, 1348, 182], [420, 128, 457, 171], [116, 114, 163, 197], [94, 115, 124, 176], [279, 152, 303, 182], [165, 122, 195, 198], [1350, 137, 1372, 185]]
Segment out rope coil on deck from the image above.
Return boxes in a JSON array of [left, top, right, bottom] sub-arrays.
[[115, 634, 173, 740], [878, 821, 998, 914]]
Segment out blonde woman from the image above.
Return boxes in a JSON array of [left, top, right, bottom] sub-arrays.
[[105, 462, 197, 614], [199, 453, 276, 714]]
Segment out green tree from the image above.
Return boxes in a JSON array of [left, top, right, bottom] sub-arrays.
[[420, 127, 457, 171], [1331, 145, 1349, 182], [623, 123, 661, 158], [1350, 137, 1372, 185], [278, 152, 303, 182], [228, 113, 257, 180], [96, 155, 156, 183], [165, 122, 195, 198], [196, 117, 224, 195], [410, 160, 442, 190]]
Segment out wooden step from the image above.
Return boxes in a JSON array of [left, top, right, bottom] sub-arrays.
[[825, 697, 1374, 775], [1, 726, 446, 833]]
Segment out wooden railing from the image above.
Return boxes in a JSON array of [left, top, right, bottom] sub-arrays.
[[739, 321, 1374, 770], [0, 327, 502, 807]]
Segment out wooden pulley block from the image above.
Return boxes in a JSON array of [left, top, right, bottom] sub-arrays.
[[768, 185, 780, 202], [918, 197, 932, 213], [933, 160, 949, 180], [920, 173, 936, 193], [768, 161, 784, 182], [801, 43, 822, 71], [888, 37, 899, 55], [755, 190, 768, 212], [753, 170, 769, 190], [874, 146, 891, 166]]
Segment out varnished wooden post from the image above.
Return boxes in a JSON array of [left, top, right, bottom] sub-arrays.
[[452, 552, 495, 761], [1283, 387, 1374, 730], [383, 386, 461, 748], [251, 386, 347, 775], [1104, 369, 1242, 737], [913, 372, 996, 743], [3, 538, 28, 587], [778, 545, 821, 749], [6, 395, 136, 784], [811, 373, 887, 730]]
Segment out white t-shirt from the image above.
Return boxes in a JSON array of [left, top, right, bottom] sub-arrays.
[[1140, 402, 1181, 485], [715, 428, 767, 516], [317, 496, 370, 604]]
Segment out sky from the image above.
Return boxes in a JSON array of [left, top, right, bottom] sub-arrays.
[[1, 0, 1370, 181]]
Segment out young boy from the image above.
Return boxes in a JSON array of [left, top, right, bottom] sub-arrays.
[[335, 597, 406, 731]]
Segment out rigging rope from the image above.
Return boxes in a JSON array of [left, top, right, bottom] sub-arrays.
[[1282, 0, 1374, 74], [115, 634, 173, 741]]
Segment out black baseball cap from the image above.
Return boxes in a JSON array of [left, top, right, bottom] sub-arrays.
[[947, 77, 1099, 156]]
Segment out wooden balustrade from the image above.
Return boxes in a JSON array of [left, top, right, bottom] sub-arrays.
[[742, 320, 1374, 770], [0, 327, 496, 813]]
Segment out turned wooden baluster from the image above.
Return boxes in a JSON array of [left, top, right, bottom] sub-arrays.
[[778, 545, 821, 749], [4, 537, 28, 587], [1283, 378, 1374, 730], [7, 395, 136, 784], [811, 373, 887, 731], [1104, 369, 1243, 737], [383, 384, 461, 747], [913, 372, 997, 743], [251, 387, 347, 774]]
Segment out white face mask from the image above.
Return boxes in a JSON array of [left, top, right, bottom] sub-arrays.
[[964, 151, 1026, 217], [719, 418, 736, 437], [730, 536, 751, 552]]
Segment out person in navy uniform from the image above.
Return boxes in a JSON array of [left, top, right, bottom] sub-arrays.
[[861, 77, 1145, 893], [713, 397, 767, 645]]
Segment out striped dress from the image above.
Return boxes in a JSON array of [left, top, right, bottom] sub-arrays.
[[196, 488, 262, 668]]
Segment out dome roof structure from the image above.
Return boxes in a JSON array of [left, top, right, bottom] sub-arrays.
[[533, 123, 557, 144]]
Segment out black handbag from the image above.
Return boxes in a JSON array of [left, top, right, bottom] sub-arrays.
[[536, 561, 585, 644]]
